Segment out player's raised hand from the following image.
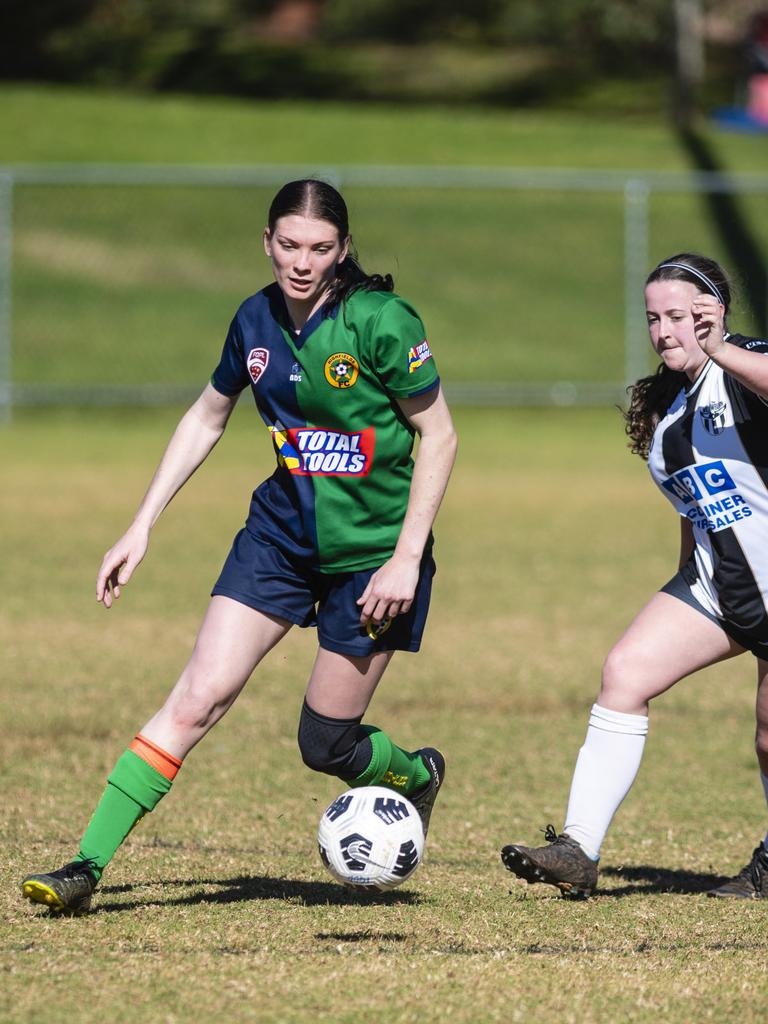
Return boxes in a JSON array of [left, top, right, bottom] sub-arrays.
[[96, 522, 150, 608], [692, 294, 726, 357]]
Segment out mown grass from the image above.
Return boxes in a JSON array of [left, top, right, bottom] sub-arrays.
[[2, 407, 768, 1023], [4, 82, 768, 170]]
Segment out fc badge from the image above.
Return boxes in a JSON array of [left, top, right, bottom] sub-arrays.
[[325, 352, 359, 389]]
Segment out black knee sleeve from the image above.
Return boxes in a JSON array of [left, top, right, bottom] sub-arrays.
[[297, 700, 371, 780]]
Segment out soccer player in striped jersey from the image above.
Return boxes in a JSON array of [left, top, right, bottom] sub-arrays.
[[502, 252, 768, 899], [20, 179, 456, 915]]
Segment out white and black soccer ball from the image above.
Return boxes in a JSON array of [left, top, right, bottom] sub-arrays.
[[317, 786, 425, 891]]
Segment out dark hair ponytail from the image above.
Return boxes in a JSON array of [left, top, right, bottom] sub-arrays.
[[267, 179, 393, 307], [624, 252, 732, 459]]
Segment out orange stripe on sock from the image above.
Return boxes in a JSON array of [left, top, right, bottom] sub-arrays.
[[129, 734, 183, 781]]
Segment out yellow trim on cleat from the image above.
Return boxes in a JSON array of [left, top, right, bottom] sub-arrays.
[[22, 880, 66, 910]]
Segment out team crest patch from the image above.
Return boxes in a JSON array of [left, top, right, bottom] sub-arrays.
[[325, 352, 359, 389], [408, 339, 432, 374], [365, 616, 393, 639], [247, 347, 270, 385], [699, 401, 726, 436]]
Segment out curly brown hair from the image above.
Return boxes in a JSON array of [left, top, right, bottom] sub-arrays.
[[623, 252, 732, 459], [623, 364, 688, 459]]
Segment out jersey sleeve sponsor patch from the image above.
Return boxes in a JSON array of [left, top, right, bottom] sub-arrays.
[[269, 424, 375, 476], [367, 296, 439, 397], [408, 339, 433, 374]]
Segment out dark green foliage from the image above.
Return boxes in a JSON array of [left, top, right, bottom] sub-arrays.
[[0, 0, 746, 110]]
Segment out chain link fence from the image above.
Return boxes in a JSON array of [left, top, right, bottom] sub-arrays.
[[2, 164, 768, 419]]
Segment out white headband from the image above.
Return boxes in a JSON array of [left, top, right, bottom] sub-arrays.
[[656, 262, 725, 306]]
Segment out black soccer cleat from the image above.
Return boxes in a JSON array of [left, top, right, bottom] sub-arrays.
[[707, 843, 768, 899], [21, 859, 99, 915], [410, 748, 445, 838], [501, 825, 598, 898]]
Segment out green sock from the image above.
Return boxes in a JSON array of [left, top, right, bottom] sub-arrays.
[[352, 726, 430, 796], [76, 750, 173, 880]]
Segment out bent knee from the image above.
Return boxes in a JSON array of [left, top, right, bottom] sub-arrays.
[[601, 645, 637, 693], [164, 676, 230, 732], [599, 644, 653, 709]]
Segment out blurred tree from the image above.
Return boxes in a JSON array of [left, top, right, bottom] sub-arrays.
[[321, 0, 502, 44], [322, 0, 675, 68], [0, 0, 757, 110], [0, 0, 99, 77]]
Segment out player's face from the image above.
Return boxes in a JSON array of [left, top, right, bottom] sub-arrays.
[[264, 215, 349, 310], [645, 279, 709, 380]]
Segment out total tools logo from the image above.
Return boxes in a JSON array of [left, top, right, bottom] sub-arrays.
[[269, 424, 375, 476]]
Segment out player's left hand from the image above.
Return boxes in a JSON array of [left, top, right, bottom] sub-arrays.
[[356, 552, 421, 627], [692, 294, 727, 357]]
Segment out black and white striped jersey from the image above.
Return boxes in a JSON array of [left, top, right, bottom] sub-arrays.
[[648, 334, 768, 638]]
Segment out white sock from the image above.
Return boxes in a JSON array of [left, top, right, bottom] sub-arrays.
[[761, 772, 768, 852], [563, 703, 649, 861]]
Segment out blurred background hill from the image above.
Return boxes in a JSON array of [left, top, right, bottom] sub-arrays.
[[0, 0, 764, 115]]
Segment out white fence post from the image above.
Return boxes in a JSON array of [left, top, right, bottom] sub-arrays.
[[624, 178, 650, 391]]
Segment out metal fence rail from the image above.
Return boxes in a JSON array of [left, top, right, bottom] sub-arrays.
[[2, 163, 768, 417]]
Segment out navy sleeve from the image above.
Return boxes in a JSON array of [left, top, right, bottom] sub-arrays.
[[211, 315, 249, 396]]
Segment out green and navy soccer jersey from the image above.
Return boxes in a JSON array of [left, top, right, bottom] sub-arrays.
[[211, 284, 439, 572]]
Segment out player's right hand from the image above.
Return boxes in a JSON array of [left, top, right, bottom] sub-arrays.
[[96, 523, 150, 608]]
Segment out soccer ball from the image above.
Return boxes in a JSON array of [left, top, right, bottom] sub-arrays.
[[317, 786, 425, 891]]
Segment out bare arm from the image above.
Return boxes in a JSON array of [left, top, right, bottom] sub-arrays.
[[356, 384, 458, 625], [693, 294, 768, 399], [96, 383, 239, 607]]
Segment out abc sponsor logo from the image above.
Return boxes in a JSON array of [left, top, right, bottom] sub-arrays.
[[661, 460, 736, 504], [661, 460, 753, 532]]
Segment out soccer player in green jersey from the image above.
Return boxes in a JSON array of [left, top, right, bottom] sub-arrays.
[[21, 179, 457, 915]]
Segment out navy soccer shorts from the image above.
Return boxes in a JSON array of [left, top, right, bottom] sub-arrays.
[[211, 527, 436, 657]]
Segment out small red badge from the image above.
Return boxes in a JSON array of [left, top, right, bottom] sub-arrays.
[[247, 348, 270, 384]]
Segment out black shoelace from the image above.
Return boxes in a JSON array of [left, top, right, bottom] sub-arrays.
[[66, 857, 99, 878]]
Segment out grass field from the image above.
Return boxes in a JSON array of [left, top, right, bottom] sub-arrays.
[[3, 84, 768, 1022], [4, 85, 768, 395], [3, 83, 768, 171], [3, 406, 768, 1023]]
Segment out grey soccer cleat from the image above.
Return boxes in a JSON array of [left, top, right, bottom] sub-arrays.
[[708, 844, 768, 899], [21, 859, 99, 915], [501, 825, 598, 898], [410, 748, 445, 837]]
